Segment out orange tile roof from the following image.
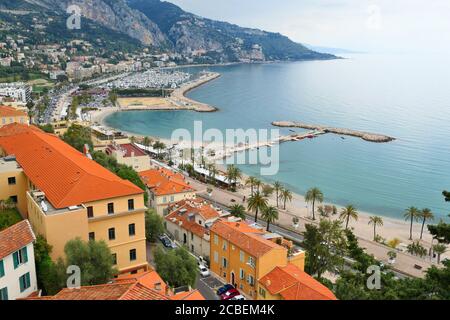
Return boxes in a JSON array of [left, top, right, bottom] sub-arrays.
[[0, 123, 143, 209], [116, 270, 168, 294], [139, 168, 195, 196], [106, 143, 147, 158], [0, 105, 27, 118], [0, 220, 35, 260], [259, 264, 337, 300], [171, 290, 205, 301], [210, 220, 285, 258], [29, 281, 169, 300]]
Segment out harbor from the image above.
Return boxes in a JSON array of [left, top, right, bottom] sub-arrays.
[[272, 121, 396, 143]]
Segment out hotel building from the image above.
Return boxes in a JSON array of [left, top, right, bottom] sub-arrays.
[[0, 123, 148, 274]]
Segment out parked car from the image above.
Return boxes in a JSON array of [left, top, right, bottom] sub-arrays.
[[216, 284, 235, 296], [159, 234, 176, 249], [199, 265, 210, 277], [230, 295, 246, 301], [220, 288, 240, 301]]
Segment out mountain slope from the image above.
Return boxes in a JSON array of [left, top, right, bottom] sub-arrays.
[[128, 0, 335, 62]]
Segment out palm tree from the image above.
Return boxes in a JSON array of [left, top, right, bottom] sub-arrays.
[[207, 163, 219, 185], [419, 208, 434, 240], [229, 204, 246, 220], [130, 136, 136, 144], [279, 188, 293, 210], [273, 182, 283, 208], [254, 179, 262, 193], [368, 216, 384, 241], [261, 206, 279, 232], [404, 207, 420, 240], [245, 177, 258, 196], [153, 141, 166, 159], [340, 205, 359, 230], [247, 191, 268, 223], [143, 136, 153, 147], [226, 165, 242, 191], [432, 244, 447, 264], [305, 187, 324, 220]]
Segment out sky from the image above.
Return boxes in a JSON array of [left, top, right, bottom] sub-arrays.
[[168, 0, 450, 54]]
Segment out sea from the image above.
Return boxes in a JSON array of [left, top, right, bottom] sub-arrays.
[[104, 53, 450, 220]]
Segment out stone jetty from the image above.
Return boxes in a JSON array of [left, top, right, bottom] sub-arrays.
[[272, 121, 395, 143]]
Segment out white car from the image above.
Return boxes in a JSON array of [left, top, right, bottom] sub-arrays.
[[199, 265, 210, 277], [230, 295, 246, 301]]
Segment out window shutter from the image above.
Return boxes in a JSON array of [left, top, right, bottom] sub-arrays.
[[22, 247, 28, 264], [0, 260, 4, 277], [19, 275, 24, 292], [26, 273, 31, 288], [13, 252, 19, 269]]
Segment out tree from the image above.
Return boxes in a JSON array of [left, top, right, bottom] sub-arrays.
[[64, 238, 117, 286], [340, 205, 359, 230], [273, 181, 283, 208], [34, 236, 67, 295], [428, 221, 450, 244], [433, 244, 447, 264], [387, 238, 401, 249], [407, 241, 427, 258], [261, 206, 279, 232], [207, 163, 219, 185], [302, 219, 347, 279], [154, 246, 198, 288], [262, 184, 274, 198], [145, 209, 165, 242], [443, 190, 450, 202], [247, 191, 268, 223], [305, 187, 324, 220], [418, 208, 434, 240], [143, 136, 153, 147], [153, 141, 166, 159], [62, 124, 93, 152], [404, 207, 420, 240], [279, 188, 293, 210], [225, 165, 242, 191], [368, 216, 384, 241], [229, 204, 246, 220]]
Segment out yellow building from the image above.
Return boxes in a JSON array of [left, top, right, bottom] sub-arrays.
[[0, 155, 28, 216], [0, 123, 148, 274], [139, 168, 196, 216], [0, 106, 28, 128], [209, 219, 305, 299]]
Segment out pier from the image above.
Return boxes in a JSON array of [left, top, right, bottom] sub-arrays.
[[272, 121, 396, 143]]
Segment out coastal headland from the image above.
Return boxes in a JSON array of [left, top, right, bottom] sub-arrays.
[[272, 121, 396, 143]]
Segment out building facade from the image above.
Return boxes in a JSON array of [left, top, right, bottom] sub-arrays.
[[0, 220, 38, 300], [0, 106, 28, 128], [0, 83, 31, 104], [139, 168, 196, 216], [165, 198, 229, 260], [105, 143, 151, 172], [0, 124, 148, 274], [209, 220, 305, 299]]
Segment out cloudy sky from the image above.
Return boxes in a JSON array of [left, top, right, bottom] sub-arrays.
[[168, 0, 450, 53]]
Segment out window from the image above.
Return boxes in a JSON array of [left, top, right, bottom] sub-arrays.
[[163, 197, 167, 203], [7, 177, 16, 185], [247, 275, 255, 287], [221, 257, 227, 268], [129, 224, 136, 236], [107, 203, 114, 214], [87, 206, 94, 218], [89, 232, 95, 241], [259, 288, 266, 298], [10, 196, 17, 204], [112, 254, 117, 265], [0, 287, 7, 301], [170, 196, 174, 202], [19, 272, 31, 292], [128, 199, 134, 211], [108, 228, 116, 241], [214, 251, 219, 263], [0, 260, 4, 278], [214, 234, 219, 245], [191, 233, 194, 241], [13, 247, 28, 269], [240, 268, 245, 280], [240, 250, 245, 263], [130, 249, 137, 261], [222, 240, 228, 251], [248, 256, 255, 268]]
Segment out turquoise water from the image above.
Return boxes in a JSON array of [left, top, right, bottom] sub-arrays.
[[105, 54, 450, 220]]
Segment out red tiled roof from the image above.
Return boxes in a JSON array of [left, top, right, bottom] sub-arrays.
[[259, 264, 337, 300], [0, 220, 35, 260], [210, 220, 285, 258], [0, 105, 27, 118], [139, 168, 195, 196], [171, 290, 205, 301], [0, 123, 143, 209], [106, 143, 147, 158], [116, 270, 167, 294]]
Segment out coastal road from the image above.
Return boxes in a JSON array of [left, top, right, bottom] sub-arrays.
[[184, 175, 432, 278]]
